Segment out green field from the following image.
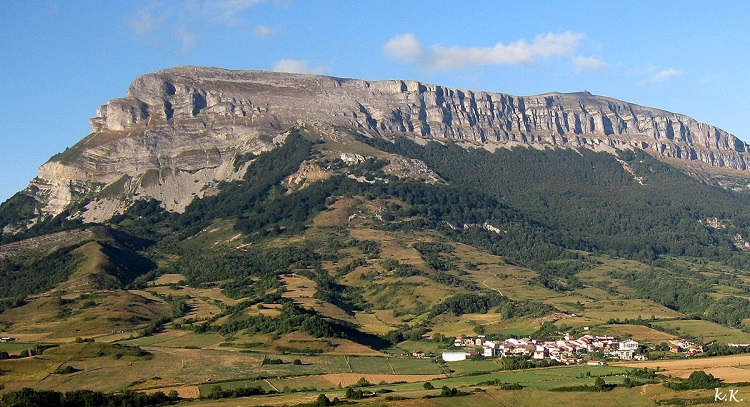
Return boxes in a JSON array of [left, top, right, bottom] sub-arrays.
[[422, 387, 660, 407], [433, 365, 627, 389], [0, 342, 37, 354], [0, 330, 741, 407], [188, 361, 636, 403], [347, 356, 394, 374], [387, 357, 443, 375], [340, 355, 443, 375], [653, 319, 750, 343], [117, 331, 224, 348], [443, 359, 502, 375]]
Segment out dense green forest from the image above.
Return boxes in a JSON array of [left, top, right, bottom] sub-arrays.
[[362, 136, 750, 265], [614, 268, 750, 327], [0, 245, 84, 299]]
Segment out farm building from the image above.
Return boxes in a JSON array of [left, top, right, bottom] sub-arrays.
[[442, 352, 469, 362]]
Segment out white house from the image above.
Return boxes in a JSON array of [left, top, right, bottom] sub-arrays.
[[616, 349, 635, 360], [533, 345, 548, 360], [442, 352, 469, 362], [618, 339, 639, 351], [483, 340, 498, 349]]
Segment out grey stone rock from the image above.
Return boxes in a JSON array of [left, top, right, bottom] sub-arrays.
[[22, 66, 750, 222]]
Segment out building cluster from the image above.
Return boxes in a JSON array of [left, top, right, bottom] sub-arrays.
[[442, 334, 648, 363], [670, 339, 703, 355]]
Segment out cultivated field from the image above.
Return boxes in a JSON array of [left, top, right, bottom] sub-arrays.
[[653, 320, 750, 343], [616, 353, 750, 382]]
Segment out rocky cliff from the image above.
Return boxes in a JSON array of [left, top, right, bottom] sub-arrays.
[[22, 66, 750, 223]]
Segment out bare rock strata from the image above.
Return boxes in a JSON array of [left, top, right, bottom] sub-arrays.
[[25, 66, 750, 222]]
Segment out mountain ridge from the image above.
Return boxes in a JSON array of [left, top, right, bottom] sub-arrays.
[[5, 66, 750, 233]]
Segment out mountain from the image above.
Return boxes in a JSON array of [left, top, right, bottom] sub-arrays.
[[3, 66, 750, 235], [2, 66, 750, 358], [0, 67, 750, 347]]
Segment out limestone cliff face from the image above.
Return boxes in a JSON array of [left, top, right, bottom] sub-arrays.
[[27, 66, 750, 220]]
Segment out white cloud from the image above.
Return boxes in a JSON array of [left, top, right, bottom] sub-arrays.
[[650, 68, 680, 83], [129, 5, 164, 37], [572, 56, 606, 71], [178, 26, 196, 53], [384, 31, 584, 70], [384, 33, 426, 64], [204, 0, 267, 24], [697, 74, 720, 85], [128, 0, 271, 52], [272, 59, 328, 74], [254, 24, 275, 37]]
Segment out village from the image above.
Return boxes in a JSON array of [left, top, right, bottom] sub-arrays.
[[420, 334, 706, 364]]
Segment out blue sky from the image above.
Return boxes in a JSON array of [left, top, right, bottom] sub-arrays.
[[1, 1, 749, 203]]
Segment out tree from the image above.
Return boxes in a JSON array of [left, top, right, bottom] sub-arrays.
[[314, 393, 331, 406], [683, 370, 722, 389], [594, 377, 606, 391], [1, 388, 63, 407], [345, 387, 363, 399]]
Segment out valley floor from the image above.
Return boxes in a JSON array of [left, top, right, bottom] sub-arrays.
[[2, 336, 750, 406]]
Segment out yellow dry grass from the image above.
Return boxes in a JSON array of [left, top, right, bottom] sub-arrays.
[[246, 303, 282, 318], [267, 331, 382, 356], [1, 291, 169, 341], [468, 260, 537, 281], [451, 242, 504, 264], [143, 385, 200, 399], [318, 373, 447, 387], [325, 338, 385, 356], [142, 286, 225, 323], [59, 242, 116, 292], [181, 392, 341, 407], [281, 274, 317, 300], [653, 320, 750, 343], [616, 354, 750, 383], [604, 324, 677, 342], [281, 273, 356, 323], [311, 197, 354, 227], [146, 285, 240, 306], [355, 312, 395, 334], [152, 274, 187, 285], [349, 228, 424, 265], [373, 310, 406, 326], [582, 299, 683, 323], [429, 314, 493, 338]]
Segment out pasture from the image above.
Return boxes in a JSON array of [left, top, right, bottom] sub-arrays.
[[603, 324, 677, 342], [0, 290, 169, 342], [652, 319, 750, 343]]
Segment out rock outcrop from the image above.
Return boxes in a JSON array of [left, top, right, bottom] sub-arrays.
[[23, 66, 750, 221]]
